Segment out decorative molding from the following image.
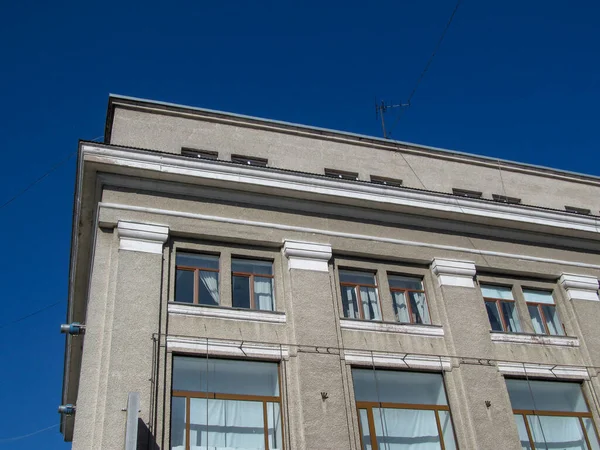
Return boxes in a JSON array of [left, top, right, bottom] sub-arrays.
[[116, 221, 169, 254], [560, 274, 600, 302], [431, 259, 476, 288], [166, 336, 289, 360], [282, 240, 332, 272], [497, 362, 589, 380], [490, 332, 579, 347], [83, 144, 600, 238], [99, 203, 600, 271], [339, 318, 444, 337], [168, 303, 286, 323], [344, 350, 452, 371]]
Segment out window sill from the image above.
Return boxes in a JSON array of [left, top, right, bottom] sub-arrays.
[[490, 331, 579, 347], [168, 302, 286, 323], [339, 318, 444, 337]]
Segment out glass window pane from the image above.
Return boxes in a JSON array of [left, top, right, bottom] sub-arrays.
[[198, 271, 219, 306], [175, 269, 194, 303], [409, 291, 431, 324], [501, 301, 522, 332], [389, 275, 423, 291], [506, 380, 588, 412], [481, 285, 514, 300], [485, 301, 504, 331], [523, 289, 555, 305], [340, 270, 376, 285], [514, 414, 533, 450], [353, 369, 448, 405], [176, 252, 219, 270], [232, 258, 273, 275], [170, 396, 187, 450], [232, 275, 251, 309], [374, 408, 440, 449], [254, 276, 275, 311], [360, 286, 381, 321], [173, 357, 280, 396], [541, 305, 565, 336], [528, 305, 546, 334], [267, 402, 283, 450], [190, 398, 265, 449], [527, 415, 588, 450], [583, 418, 600, 450], [392, 291, 411, 323], [439, 410, 458, 450], [359, 409, 372, 450], [342, 286, 359, 319]]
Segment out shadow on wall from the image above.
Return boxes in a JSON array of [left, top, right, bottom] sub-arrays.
[[137, 419, 159, 450]]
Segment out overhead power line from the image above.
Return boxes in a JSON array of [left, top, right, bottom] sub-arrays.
[[0, 300, 62, 330], [386, 0, 462, 138], [0, 423, 59, 444]]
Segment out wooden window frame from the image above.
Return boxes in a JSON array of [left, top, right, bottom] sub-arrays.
[[175, 255, 220, 305], [525, 301, 563, 336], [389, 278, 431, 325], [339, 270, 382, 321], [483, 294, 518, 333], [232, 260, 275, 310], [171, 362, 285, 450], [356, 401, 455, 450]]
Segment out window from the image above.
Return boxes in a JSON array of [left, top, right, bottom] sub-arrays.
[[339, 270, 381, 320], [492, 194, 521, 204], [481, 285, 522, 333], [523, 289, 565, 336], [181, 148, 219, 160], [370, 175, 403, 188], [232, 259, 275, 311], [452, 188, 482, 199], [231, 154, 268, 167], [506, 379, 600, 450], [324, 168, 359, 181], [353, 369, 458, 450], [565, 206, 591, 215], [175, 253, 220, 306], [389, 275, 431, 324], [171, 357, 283, 450]]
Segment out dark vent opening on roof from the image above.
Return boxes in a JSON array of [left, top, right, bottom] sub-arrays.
[[492, 194, 521, 204], [370, 175, 403, 188], [452, 188, 482, 199], [565, 206, 591, 215], [324, 168, 359, 181], [231, 154, 268, 167], [181, 147, 219, 160]]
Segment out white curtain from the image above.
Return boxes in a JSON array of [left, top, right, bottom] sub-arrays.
[[361, 287, 381, 320], [373, 408, 442, 450], [528, 306, 545, 334], [344, 286, 358, 318], [503, 302, 521, 332], [254, 277, 274, 311], [392, 292, 410, 323], [410, 292, 430, 324], [541, 305, 564, 335], [527, 415, 589, 450], [200, 271, 219, 305]]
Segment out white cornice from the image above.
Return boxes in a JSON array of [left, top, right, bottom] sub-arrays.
[[339, 318, 444, 337], [344, 350, 452, 371], [559, 274, 600, 302], [497, 362, 589, 380], [490, 332, 579, 347], [282, 240, 332, 272], [166, 336, 289, 360], [117, 221, 169, 254], [168, 303, 286, 323], [431, 259, 476, 288], [82, 144, 600, 238]]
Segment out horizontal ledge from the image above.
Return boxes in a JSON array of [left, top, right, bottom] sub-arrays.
[[490, 332, 579, 347], [344, 350, 451, 371], [339, 318, 444, 337], [497, 362, 589, 380], [168, 303, 286, 323], [166, 336, 289, 360]]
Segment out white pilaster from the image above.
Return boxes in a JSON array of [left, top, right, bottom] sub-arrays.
[[559, 273, 600, 302], [117, 221, 169, 254], [282, 240, 332, 272], [431, 258, 476, 288]]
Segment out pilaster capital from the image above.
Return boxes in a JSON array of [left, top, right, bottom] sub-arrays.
[[282, 240, 332, 272], [431, 258, 476, 288], [117, 221, 169, 254], [559, 273, 599, 302]]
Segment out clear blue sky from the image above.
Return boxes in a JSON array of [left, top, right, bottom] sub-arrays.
[[0, 0, 599, 447]]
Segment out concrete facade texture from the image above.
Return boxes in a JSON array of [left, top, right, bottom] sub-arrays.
[[61, 95, 600, 449]]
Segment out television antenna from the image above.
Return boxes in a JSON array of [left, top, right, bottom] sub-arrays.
[[375, 100, 410, 139]]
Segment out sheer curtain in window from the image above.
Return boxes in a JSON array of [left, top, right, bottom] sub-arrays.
[[361, 287, 381, 320], [527, 415, 589, 450], [373, 408, 441, 450], [254, 277, 274, 311], [200, 271, 219, 305], [410, 292, 430, 324]]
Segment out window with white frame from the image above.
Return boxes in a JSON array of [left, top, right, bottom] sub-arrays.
[[171, 357, 283, 450], [353, 369, 458, 450], [480, 285, 522, 333], [506, 379, 600, 450], [523, 289, 565, 336], [389, 275, 431, 325], [339, 270, 382, 321]]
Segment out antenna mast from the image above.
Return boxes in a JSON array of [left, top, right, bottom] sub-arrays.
[[375, 100, 410, 139]]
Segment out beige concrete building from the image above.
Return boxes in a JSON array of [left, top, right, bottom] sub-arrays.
[[61, 94, 600, 450]]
